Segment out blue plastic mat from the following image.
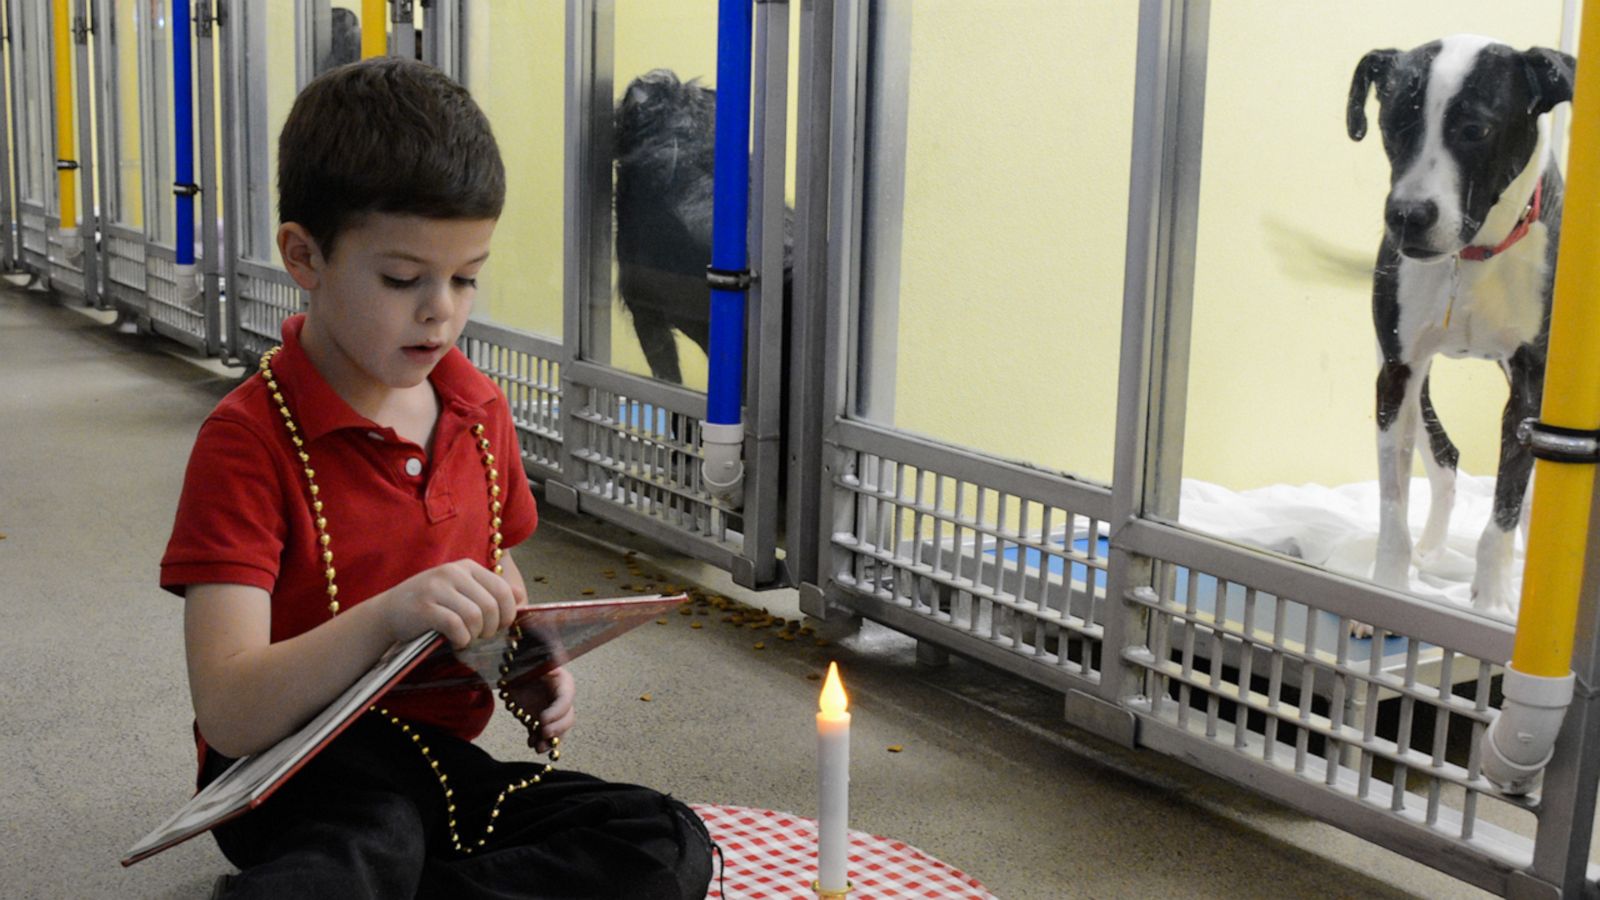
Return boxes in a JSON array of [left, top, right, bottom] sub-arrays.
[[988, 536, 1416, 664]]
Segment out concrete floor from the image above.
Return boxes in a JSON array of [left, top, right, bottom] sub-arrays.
[[0, 285, 1488, 899]]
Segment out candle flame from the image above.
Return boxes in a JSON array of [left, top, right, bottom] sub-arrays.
[[819, 661, 849, 717]]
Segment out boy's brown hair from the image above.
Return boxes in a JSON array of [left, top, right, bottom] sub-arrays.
[[277, 57, 505, 258]]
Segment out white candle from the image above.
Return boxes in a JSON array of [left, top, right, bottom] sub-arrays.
[[816, 661, 851, 893]]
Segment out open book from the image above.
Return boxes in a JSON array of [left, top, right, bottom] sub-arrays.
[[122, 593, 687, 866]]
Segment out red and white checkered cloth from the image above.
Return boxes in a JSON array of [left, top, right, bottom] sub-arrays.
[[690, 803, 997, 900]]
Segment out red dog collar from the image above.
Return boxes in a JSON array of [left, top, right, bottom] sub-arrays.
[[1460, 180, 1543, 261]]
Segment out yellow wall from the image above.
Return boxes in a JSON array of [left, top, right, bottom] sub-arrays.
[[889, 1, 1137, 485], [466, 3, 566, 339], [1186, 2, 1574, 489], [115, 0, 143, 227], [261, 0, 297, 264]]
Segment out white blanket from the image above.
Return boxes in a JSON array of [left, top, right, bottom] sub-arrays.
[[1176, 475, 1521, 611]]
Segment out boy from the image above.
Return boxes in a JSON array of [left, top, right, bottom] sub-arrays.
[[161, 58, 712, 898]]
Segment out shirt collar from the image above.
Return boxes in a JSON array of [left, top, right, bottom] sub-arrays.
[[272, 314, 499, 444]]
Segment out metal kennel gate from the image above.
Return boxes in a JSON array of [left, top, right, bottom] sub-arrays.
[[0, 0, 16, 271], [47, 0, 97, 305], [513, 0, 791, 588], [11, 0, 53, 276], [7, 0, 101, 302], [93, 0, 147, 320], [793, 0, 1600, 896]]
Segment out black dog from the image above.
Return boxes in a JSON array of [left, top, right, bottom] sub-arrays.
[[614, 69, 793, 385]]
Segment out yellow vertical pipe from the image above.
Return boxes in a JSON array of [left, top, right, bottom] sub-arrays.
[[51, 0, 76, 230], [361, 0, 387, 59], [1511, 4, 1600, 678]]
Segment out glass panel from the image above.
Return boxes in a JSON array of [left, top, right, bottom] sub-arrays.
[[1174, 2, 1577, 618], [112, 0, 144, 228], [601, 3, 721, 390], [852, 0, 1138, 487], [141, 0, 173, 243], [0, 4, 11, 207], [19, 0, 45, 204], [309, 0, 364, 76], [238, 0, 297, 264], [599, 3, 801, 390], [463, 3, 564, 339]]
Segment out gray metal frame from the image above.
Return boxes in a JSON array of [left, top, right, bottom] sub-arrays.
[[0, 0, 18, 269], [43, 0, 98, 304], [421, 0, 462, 78], [134, 0, 168, 251], [387, 0, 412, 61], [191, 0, 223, 353], [15, 0, 52, 275], [93, 0, 145, 318], [73, 0, 99, 304]]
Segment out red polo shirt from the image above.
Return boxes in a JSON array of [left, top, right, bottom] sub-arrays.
[[161, 314, 537, 743]]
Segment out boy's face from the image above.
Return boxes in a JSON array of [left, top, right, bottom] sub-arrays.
[[286, 213, 495, 400]]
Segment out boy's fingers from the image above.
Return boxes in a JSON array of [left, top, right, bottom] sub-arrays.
[[538, 668, 576, 723], [429, 602, 475, 649], [444, 565, 504, 638], [465, 561, 517, 633], [436, 589, 486, 645]]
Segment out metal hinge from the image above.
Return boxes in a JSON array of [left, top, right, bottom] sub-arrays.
[[706, 265, 754, 292], [392, 0, 414, 24], [1517, 418, 1600, 464], [193, 2, 213, 37], [71, 14, 89, 45]]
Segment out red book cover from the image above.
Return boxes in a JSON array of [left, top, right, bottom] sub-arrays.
[[122, 594, 687, 866]]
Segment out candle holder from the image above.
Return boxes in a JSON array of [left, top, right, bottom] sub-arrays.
[[812, 880, 854, 898]]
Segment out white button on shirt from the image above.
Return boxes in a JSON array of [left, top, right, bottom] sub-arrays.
[[404, 457, 424, 477]]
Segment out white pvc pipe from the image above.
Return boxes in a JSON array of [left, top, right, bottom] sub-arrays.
[[700, 420, 745, 508], [175, 262, 202, 303], [1481, 668, 1575, 795]]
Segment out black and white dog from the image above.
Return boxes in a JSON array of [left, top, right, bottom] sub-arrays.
[[1347, 36, 1575, 619]]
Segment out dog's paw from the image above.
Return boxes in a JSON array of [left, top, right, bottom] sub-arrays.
[[1470, 580, 1518, 622], [1349, 620, 1375, 639], [1412, 540, 1449, 571]]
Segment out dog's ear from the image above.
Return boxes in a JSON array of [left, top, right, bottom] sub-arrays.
[[1347, 49, 1398, 141], [1523, 47, 1577, 115]]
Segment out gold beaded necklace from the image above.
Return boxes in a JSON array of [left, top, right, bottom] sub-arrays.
[[258, 345, 558, 855]]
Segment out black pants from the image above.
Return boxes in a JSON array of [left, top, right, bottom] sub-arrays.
[[201, 714, 713, 899]]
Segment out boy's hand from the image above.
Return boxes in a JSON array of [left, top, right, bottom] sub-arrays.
[[377, 559, 517, 648], [510, 666, 576, 754]]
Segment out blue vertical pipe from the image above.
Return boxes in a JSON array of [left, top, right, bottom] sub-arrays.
[[706, 0, 753, 426], [173, 0, 195, 265]]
